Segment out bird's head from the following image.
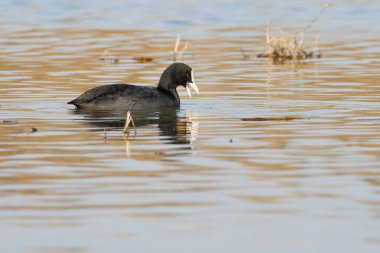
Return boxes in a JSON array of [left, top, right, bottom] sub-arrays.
[[158, 62, 199, 98]]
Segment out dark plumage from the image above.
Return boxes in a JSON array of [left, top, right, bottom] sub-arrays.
[[68, 63, 199, 110]]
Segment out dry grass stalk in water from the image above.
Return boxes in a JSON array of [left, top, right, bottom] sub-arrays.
[[173, 35, 189, 61], [123, 111, 136, 134], [257, 3, 330, 63], [98, 49, 120, 63], [178, 42, 189, 59]]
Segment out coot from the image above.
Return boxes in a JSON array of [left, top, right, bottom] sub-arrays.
[[68, 63, 199, 110]]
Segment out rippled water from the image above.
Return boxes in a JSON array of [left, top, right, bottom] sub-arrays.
[[1, 0, 380, 252]]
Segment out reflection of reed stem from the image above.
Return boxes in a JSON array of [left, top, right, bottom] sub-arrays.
[[123, 134, 131, 158]]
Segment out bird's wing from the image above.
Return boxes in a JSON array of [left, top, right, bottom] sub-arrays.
[[68, 84, 153, 104]]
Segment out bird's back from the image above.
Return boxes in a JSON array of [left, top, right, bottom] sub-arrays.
[[68, 84, 177, 110]]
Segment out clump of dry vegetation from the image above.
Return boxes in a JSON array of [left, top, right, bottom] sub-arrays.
[[257, 3, 330, 64]]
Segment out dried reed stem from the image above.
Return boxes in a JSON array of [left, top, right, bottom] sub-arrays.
[[173, 35, 181, 61], [174, 34, 181, 53], [173, 35, 189, 61], [123, 111, 136, 134], [302, 3, 331, 33], [178, 42, 189, 59]]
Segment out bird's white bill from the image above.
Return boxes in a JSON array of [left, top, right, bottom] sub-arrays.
[[185, 85, 192, 98], [186, 70, 199, 98]]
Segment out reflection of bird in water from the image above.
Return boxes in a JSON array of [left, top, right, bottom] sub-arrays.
[[71, 108, 198, 146]]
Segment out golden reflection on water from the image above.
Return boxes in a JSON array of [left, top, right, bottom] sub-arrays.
[[1, 23, 380, 252]]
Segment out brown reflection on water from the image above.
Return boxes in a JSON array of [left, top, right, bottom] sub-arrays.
[[1, 24, 380, 252]]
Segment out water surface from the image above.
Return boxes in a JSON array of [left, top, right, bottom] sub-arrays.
[[1, 0, 380, 252]]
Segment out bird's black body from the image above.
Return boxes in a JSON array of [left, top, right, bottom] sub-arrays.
[[68, 63, 197, 111], [68, 84, 179, 110]]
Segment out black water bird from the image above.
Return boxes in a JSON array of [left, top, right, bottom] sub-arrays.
[[68, 63, 199, 110]]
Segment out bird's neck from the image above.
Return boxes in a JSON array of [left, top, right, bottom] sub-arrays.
[[157, 86, 180, 104], [158, 72, 180, 104]]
